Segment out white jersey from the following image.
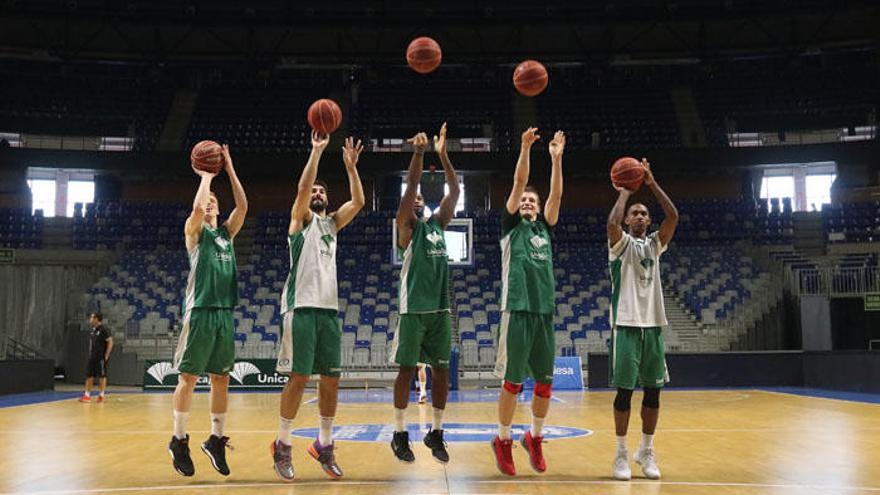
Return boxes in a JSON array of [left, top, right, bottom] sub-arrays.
[[608, 231, 668, 328], [280, 213, 339, 313]]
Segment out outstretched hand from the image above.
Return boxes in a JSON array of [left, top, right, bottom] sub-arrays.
[[641, 158, 655, 187], [342, 137, 364, 170], [521, 127, 540, 147], [311, 130, 330, 152], [433, 122, 448, 154], [549, 130, 565, 159], [408, 132, 429, 153]]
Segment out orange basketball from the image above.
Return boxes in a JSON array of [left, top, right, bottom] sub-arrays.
[[406, 37, 442, 74], [190, 140, 224, 174], [513, 60, 549, 97], [307, 98, 343, 136], [611, 157, 645, 191]]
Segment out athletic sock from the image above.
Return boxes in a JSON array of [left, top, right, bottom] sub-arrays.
[[617, 435, 627, 452], [394, 407, 407, 432], [499, 424, 512, 440], [319, 416, 334, 446], [531, 415, 546, 437], [173, 410, 189, 440], [431, 407, 444, 431], [210, 413, 226, 437], [640, 433, 654, 451], [278, 416, 294, 446]]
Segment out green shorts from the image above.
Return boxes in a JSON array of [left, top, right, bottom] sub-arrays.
[[276, 307, 341, 377], [609, 326, 669, 389], [174, 308, 235, 376], [390, 311, 452, 369], [494, 311, 555, 385]]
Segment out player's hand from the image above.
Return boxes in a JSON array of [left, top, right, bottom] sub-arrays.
[[311, 130, 330, 152], [613, 184, 634, 195], [521, 127, 540, 147], [221, 144, 234, 173], [342, 137, 364, 170], [191, 163, 218, 179], [549, 130, 565, 159], [642, 158, 655, 187], [433, 122, 447, 155], [408, 132, 429, 153]]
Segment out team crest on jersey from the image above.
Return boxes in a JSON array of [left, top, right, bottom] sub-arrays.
[[529, 235, 549, 249], [426, 230, 443, 245], [640, 257, 655, 270], [214, 236, 230, 250], [321, 234, 335, 249]]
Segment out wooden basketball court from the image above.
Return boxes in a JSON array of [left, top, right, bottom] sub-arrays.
[[1, 388, 878, 494]]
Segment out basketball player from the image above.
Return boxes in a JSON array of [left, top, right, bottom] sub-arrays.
[[271, 132, 364, 481], [169, 144, 247, 477], [492, 128, 565, 476], [78, 312, 112, 403], [606, 159, 678, 481], [389, 124, 459, 464]]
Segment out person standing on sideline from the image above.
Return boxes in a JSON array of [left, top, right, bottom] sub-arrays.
[[79, 312, 112, 403]]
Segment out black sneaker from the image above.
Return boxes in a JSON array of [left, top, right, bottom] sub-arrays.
[[201, 435, 232, 476], [423, 429, 449, 464], [168, 435, 194, 477], [390, 431, 415, 463]]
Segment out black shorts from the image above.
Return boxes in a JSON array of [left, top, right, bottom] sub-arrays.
[[87, 357, 107, 378]]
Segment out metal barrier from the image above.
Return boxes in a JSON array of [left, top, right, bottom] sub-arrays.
[[790, 267, 880, 297]]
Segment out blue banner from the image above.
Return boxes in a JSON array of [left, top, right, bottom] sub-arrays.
[[523, 356, 584, 390]]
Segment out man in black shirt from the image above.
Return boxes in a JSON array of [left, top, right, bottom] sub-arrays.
[[79, 313, 113, 403]]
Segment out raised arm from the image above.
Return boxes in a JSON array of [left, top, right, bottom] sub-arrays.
[[544, 130, 565, 227], [221, 145, 248, 238], [289, 131, 329, 235], [643, 159, 679, 247], [332, 137, 366, 231], [396, 132, 428, 249], [184, 167, 216, 250], [434, 123, 460, 229], [505, 127, 540, 214], [607, 186, 632, 247]]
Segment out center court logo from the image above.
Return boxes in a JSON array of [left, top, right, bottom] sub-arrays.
[[291, 423, 591, 443]]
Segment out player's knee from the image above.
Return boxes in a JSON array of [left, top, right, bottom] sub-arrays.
[[290, 373, 310, 385], [642, 387, 661, 409], [614, 387, 634, 412], [503, 380, 523, 395], [209, 373, 229, 384], [178, 373, 199, 387], [534, 382, 552, 398]]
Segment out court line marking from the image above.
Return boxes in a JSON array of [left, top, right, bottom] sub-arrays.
[[4, 478, 880, 494], [756, 388, 880, 406]]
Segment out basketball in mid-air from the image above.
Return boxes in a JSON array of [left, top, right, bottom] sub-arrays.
[[513, 60, 549, 96], [190, 140, 224, 174], [611, 157, 646, 191], [406, 37, 442, 74], [307, 98, 343, 136]]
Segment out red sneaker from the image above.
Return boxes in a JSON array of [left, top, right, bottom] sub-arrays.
[[96, 395, 105, 403], [78, 395, 91, 403], [521, 430, 546, 473], [491, 436, 516, 476]]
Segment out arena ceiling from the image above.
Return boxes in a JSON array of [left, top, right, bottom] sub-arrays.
[[0, 1, 876, 65]]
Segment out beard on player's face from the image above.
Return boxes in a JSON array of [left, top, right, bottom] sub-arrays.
[[309, 199, 326, 213]]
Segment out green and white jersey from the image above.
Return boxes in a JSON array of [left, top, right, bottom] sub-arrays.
[[397, 217, 450, 314], [499, 210, 556, 315], [281, 213, 339, 313], [184, 224, 238, 310], [608, 231, 668, 327]]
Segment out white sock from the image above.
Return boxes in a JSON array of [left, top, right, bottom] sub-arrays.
[[319, 416, 334, 446], [394, 407, 407, 432], [499, 424, 512, 440], [641, 433, 654, 451], [278, 416, 294, 446], [83, 391, 90, 398], [99, 391, 105, 397], [432, 407, 444, 431], [418, 380, 426, 396], [173, 410, 189, 440], [210, 413, 226, 437], [531, 415, 546, 437], [617, 435, 628, 452]]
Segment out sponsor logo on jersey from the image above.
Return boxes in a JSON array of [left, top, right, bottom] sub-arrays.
[[529, 235, 549, 249], [214, 236, 230, 250], [320, 234, 335, 257]]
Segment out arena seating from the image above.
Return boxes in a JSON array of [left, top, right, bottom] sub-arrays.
[[75, 197, 797, 364], [0, 208, 43, 249]]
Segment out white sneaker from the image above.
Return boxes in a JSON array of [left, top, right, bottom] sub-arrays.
[[612, 449, 631, 481], [634, 447, 661, 479]]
